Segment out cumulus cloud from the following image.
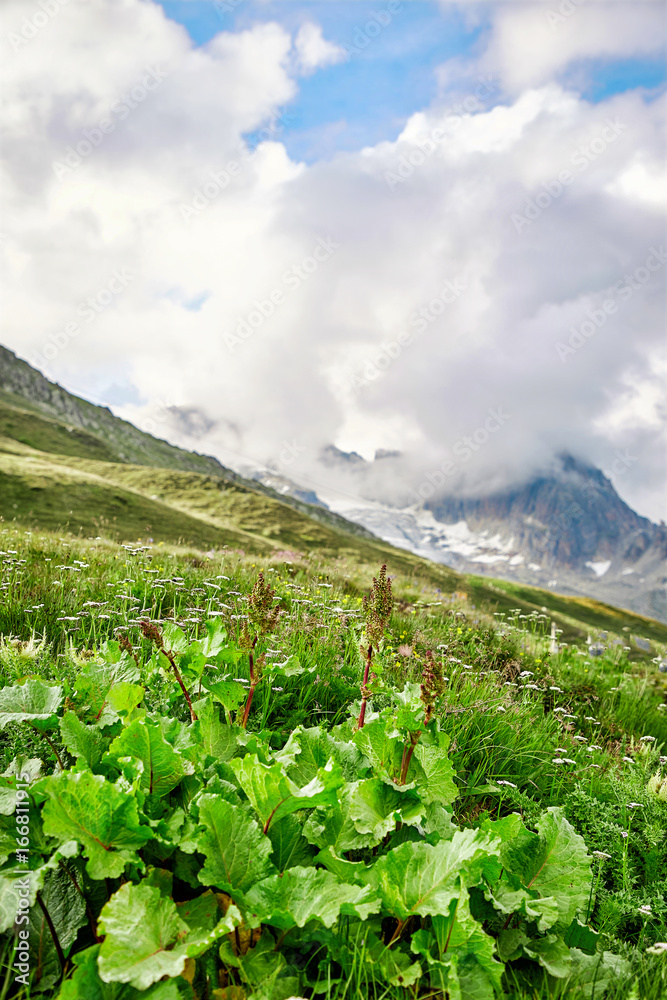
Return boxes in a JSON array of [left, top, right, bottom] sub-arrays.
[[452, 0, 666, 93], [293, 22, 346, 75], [0, 0, 665, 520]]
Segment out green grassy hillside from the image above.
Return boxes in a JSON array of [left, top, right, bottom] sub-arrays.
[[1, 423, 666, 655]]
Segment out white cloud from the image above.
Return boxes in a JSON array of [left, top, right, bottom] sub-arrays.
[[478, 1, 666, 92], [0, 0, 665, 521], [293, 22, 346, 75]]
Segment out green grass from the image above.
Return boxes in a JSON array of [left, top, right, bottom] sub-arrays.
[[0, 525, 665, 999]]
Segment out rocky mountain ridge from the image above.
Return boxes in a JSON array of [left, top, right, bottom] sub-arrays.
[[319, 452, 666, 621]]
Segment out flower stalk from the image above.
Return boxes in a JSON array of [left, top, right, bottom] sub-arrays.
[[140, 619, 197, 723], [357, 565, 393, 730]]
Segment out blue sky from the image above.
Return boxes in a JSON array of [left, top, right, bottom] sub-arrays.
[[157, 0, 665, 162]]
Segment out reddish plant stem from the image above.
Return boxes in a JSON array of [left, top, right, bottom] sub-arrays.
[[387, 917, 407, 946], [58, 861, 100, 943], [263, 797, 288, 834], [356, 643, 373, 730], [241, 684, 256, 730], [32, 726, 65, 770], [443, 899, 459, 954], [161, 646, 197, 723], [36, 891, 66, 976], [400, 732, 421, 785], [240, 637, 258, 730]]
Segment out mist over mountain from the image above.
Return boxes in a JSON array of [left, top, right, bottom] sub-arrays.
[[253, 446, 667, 622]]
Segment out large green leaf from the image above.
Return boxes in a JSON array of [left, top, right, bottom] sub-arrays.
[[302, 781, 376, 854], [502, 807, 591, 928], [98, 882, 241, 989], [74, 657, 141, 723], [266, 813, 317, 871], [348, 778, 424, 843], [42, 771, 153, 879], [58, 944, 184, 999], [315, 847, 368, 883], [567, 949, 632, 1000], [368, 829, 499, 919], [108, 717, 192, 797], [523, 934, 572, 978], [0, 679, 62, 731], [411, 730, 458, 805], [484, 872, 560, 932], [200, 678, 247, 713], [275, 726, 364, 784], [60, 714, 109, 770], [192, 697, 241, 761], [564, 918, 600, 955], [103, 683, 145, 724], [29, 866, 87, 991], [196, 795, 276, 894], [352, 720, 403, 782], [392, 682, 428, 732], [244, 866, 380, 929], [229, 754, 343, 832]]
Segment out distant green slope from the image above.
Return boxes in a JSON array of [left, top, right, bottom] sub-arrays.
[[0, 346, 228, 475], [2, 436, 666, 652], [0, 398, 120, 462], [0, 349, 374, 539]]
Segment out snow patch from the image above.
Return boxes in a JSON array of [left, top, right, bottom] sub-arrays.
[[586, 560, 611, 578], [321, 498, 518, 568]]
